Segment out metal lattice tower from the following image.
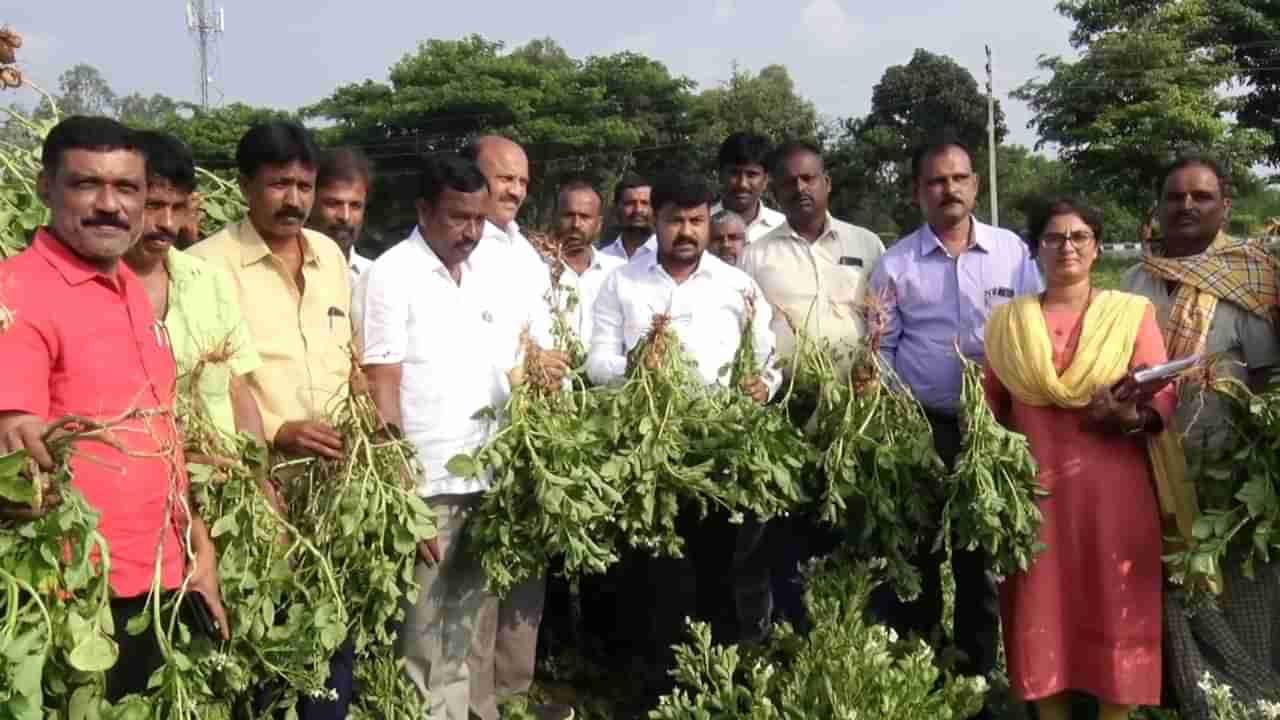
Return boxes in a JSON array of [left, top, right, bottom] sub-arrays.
[[185, 0, 224, 109]]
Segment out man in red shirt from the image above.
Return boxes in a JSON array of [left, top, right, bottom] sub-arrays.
[[0, 116, 227, 701]]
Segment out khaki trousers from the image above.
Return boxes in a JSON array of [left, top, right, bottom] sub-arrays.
[[467, 572, 547, 720], [398, 494, 491, 720]]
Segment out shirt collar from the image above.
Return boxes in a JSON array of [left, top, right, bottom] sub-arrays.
[[236, 219, 323, 268], [612, 233, 657, 257], [33, 227, 120, 288], [410, 226, 471, 280], [165, 245, 204, 287], [919, 217, 988, 257], [784, 213, 836, 243], [644, 250, 720, 281]]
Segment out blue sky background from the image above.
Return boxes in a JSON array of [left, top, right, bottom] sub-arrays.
[[6, 1, 1076, 149]]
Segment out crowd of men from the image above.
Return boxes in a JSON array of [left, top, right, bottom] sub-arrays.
[[0, 112, 1275, 720]]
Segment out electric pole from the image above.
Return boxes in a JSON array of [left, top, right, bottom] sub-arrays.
[[185, 0, 224, 109], [985, 45, 999, 227]]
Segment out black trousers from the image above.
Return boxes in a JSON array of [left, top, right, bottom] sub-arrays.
[[868, 412, 1000, 714], [106, 594, 167, 703], [297, 639, 355, 719]]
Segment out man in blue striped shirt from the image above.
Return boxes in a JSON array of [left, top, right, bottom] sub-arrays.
[[869, 132, 1041, 719]]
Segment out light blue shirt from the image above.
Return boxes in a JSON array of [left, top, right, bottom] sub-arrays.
[[870, 218, 1042, 415]]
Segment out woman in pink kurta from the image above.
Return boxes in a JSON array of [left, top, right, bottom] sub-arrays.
[[983, 200, 1176, 720]]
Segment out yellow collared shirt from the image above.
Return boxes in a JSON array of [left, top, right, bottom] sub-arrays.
[[740, 214, 885, 370], [188, 219, 353, 441]]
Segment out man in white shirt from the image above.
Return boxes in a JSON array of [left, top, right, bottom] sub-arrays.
[[458, 136, 571, 720], [710, 132, 786, 246], [599, 174, 657, 262], [587, 172, 777, 695], [553, 180, 624, 347], [307, 147, 375, 281], [361, 153, 569, 720]]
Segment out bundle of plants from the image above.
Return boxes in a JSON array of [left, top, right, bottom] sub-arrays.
[[0, 416, 121, 719], [281, 373, 437, 659], [528, 229, 587, 369], [1164, 376, 1280, 590], [163, 342, 345, 713], [450, 334, 619, 597], [651, 554, 988, 720], [692, 290, 813, 521], [942, 358, 1046, 581], [593, 312, 751, 558], [785, 297, 943, 600]]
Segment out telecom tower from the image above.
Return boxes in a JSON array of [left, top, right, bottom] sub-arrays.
[[185, 0, 224, 109]]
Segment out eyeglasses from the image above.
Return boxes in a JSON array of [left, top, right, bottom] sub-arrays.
[[1040, 231, 1096, 250]]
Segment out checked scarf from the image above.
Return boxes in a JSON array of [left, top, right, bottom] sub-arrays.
[[1140, 232, 1280, 359]]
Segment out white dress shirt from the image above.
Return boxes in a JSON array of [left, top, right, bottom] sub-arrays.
[[600, 233, 658, 263], [711, 200, 787, 244], [349, 251, 373, 280], [587, 251, 781, 395], [360, 229, 534, 498], [474, 220, 554, 344], [557, 248, 626, 346]]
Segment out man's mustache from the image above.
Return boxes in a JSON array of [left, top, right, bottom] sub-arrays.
[[275, 207, 306, 222], [83, 215, 130, 231], [141, 230, 176, 245], [673, 236, 698, 248]]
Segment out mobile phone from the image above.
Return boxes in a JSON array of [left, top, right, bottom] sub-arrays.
[[185, 591, 224, 640]]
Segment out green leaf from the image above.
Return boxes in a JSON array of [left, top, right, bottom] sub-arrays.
[[0, 450, 34, 505], [210, 513, 239, 538], [446, 454, 480, 478], [68, 629, 119, 672]]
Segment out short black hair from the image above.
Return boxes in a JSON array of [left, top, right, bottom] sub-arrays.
[[417, 152, 488, 205], [1163, 154, 1231, 198], [1026, 197, 1105, 248], [135, 130, 196, 194], [650, 173, 713, 215], [557, 179, 601, 212], [236, 120, 318, 179], [911, 129, 974, 183], [613, 173, 651, 205], [769, 139, 824, 176], [718, 132, 772, 170], [316, 147, 372, 191], [41, 115, 144, 176]]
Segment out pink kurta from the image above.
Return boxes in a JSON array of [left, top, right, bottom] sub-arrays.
[[983, 304, 1175, 706]]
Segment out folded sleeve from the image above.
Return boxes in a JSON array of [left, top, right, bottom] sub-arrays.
[[0, 310, 53, 418], [586, 271, 628, 386], [360, 259, 410, 366]]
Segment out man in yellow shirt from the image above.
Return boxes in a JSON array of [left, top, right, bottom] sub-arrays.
[[122, 130, 264, 443], [188, 120, 355, 719]]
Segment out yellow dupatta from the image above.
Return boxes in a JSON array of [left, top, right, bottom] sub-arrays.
[[985, 291, 1209, 588]]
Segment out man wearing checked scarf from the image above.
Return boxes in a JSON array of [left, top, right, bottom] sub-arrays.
[[1124, 155, 1280, 720]]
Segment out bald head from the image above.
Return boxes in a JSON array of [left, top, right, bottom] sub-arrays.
[[465, 135, 529, 227]]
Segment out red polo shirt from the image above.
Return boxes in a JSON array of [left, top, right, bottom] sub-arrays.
[[0, 228, 187, 597]]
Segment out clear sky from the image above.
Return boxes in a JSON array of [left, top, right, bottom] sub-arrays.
[[6, 0, 1076, 150]]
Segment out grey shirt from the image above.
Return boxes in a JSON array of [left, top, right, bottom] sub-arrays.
[[1123, 264, 1280, 453]]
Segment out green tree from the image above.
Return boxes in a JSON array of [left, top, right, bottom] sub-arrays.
[[157, 102, 297, 169], [115, 92, 181, 128], [53, 63, 116, 117], [829, 49, 1005, 235], [692, 63, 819, 161], [1059, 0, 1280, 166], [306, 35, 699, 231], [1014, 0, 1267, 215]]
